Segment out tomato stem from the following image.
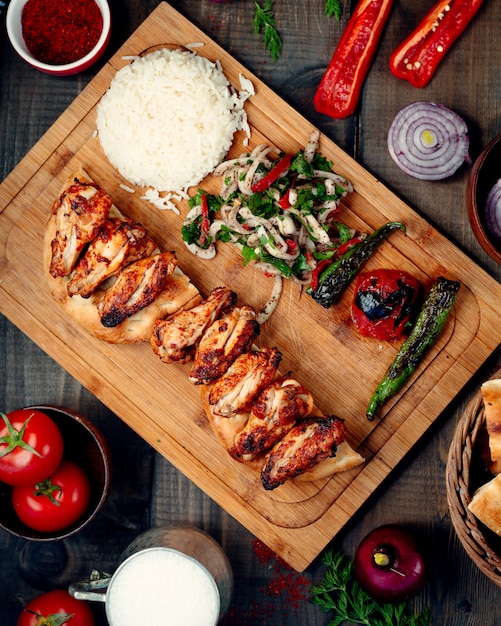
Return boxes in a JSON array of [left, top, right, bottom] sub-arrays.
[[34, 478, 63, 506], [0, 412, 43, 459]]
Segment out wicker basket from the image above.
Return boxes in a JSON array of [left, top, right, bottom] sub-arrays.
[[446, 379, 501, 587]]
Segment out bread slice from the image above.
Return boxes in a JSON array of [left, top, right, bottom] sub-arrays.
[[469, 473, 501, 535], [481, 379, 501, 465]]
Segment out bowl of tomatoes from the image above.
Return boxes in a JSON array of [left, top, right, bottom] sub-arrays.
[[0, 405, 111, 540]]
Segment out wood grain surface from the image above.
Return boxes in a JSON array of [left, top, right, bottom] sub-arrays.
[[3, 1, 501, 624], [1, 3, 501, 572]]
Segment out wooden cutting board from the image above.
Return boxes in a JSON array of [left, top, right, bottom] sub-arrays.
[[1, 2, 500, 571]]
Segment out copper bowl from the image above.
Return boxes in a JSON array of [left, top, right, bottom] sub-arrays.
[[0, 406, 111, 541], [466, 132, 501, 264]]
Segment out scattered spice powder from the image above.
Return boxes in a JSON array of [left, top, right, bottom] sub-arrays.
[[21, 0, 103, 65], [226, 539, 311, 624]]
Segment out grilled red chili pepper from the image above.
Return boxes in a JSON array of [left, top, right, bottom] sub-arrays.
[[251, 154, 292, 193], [314, 0, 394, 119], [389, 0, 483, 88]]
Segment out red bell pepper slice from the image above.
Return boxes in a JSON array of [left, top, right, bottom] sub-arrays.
[[310, 259, 332, 292], [278, 190, 292, 209], [389, 0, 483, 88], [334, 236, 362, 258], [251, 154, 292, 193], [199, 192, 211, 246], [314, 0, 393, 119], [309, 237, 361, 291]]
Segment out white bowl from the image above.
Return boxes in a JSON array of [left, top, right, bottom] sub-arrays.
[[6, 0, 111, 76]]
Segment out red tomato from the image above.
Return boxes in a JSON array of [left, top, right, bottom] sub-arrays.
[[17, 589, 95, 626], [0, 409, 64, 486], [351, 269, 422, 341], [12, 460, 91, 532]]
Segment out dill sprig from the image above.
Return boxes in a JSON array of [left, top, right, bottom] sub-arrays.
[[251, 0, 343, 62], [310, 549, 432, 626], [324, 0, 343, 20], [253, 1, 282, 62]]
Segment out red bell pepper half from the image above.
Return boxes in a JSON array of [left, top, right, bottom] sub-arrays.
[[389, 0, 483, 88], [314, 0, 394, 119]]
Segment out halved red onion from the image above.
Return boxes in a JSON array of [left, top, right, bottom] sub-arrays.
[[387, 101, 471, 181], [485, 179, 501, 241]]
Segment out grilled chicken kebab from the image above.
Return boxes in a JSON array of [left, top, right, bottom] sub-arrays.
[[46, 171, 362, 491], [153, 285, 353, 489], [67, 217, 157, 298], [49, 178, 113, 278]]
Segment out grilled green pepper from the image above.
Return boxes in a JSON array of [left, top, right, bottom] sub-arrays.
[[366, 276, 460, 421], [310, 221, 406, 309]]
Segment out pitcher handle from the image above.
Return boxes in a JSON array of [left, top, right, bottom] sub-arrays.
[[69, 569, 112, 603]]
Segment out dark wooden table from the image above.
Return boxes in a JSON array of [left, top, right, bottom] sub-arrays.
[[1, 1, 501, 624]]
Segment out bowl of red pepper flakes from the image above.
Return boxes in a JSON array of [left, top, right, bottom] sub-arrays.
[[6, 0, 111, 76]]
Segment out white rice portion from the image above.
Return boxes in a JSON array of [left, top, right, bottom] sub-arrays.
[[96, 48, 251, 196]]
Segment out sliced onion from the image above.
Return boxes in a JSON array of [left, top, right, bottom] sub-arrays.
[[387, 101, 471, 181], [256, 273, 283, 324], [485, 178, 501, 241], [183, 241, 216, 259]]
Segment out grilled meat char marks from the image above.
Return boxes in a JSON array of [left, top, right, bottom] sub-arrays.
[[67, 218, 158, 298], [50, 179, 113, 278], [189, 305, 260, 385], [230, 377, 313, 462], [209, 347, 282, 417], [97, 252, 178, 327], [261, 415, 346, 490], [150, 286, 237, 364]]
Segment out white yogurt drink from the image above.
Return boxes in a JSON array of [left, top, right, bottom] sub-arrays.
[[105, 547, 220, 626]]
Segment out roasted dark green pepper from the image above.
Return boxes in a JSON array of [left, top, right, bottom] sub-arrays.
[[366, 276, 460, 421], [310, 221, 406, 309]]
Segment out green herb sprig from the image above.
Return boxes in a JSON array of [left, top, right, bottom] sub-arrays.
[[252, 1, 282, 62], [325, 0, 343, 20], [252, 1, 343, 62], [311, 549, 432, 626]]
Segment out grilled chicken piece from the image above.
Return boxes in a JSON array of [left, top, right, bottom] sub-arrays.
[[188, 305, 260, 384], [150, 287, 237, 364], [230, 377, 313, 462], [261, 415, 346, 490], [49, 179, 113, 278], [208, 347, 282, 417], [97, 252, 177, 327], [66, 218, 158, 297]]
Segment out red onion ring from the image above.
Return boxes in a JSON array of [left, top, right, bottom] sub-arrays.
[[387, 101, 471, 181], [485, 179, 501, 241]]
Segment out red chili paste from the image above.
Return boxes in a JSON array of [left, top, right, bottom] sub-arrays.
[[21, 0, 103, 65], [351, 269, 422, 341]]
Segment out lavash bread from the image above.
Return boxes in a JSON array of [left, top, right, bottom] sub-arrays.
[[468, 473, 501, 536], [44, 169, 201, 343], [481, 379, 501, 470]]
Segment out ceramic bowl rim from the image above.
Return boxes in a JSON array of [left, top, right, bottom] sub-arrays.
[[6, 0, 111, 76], [0, 405, 112, 541], [466, 132, 501, 264]]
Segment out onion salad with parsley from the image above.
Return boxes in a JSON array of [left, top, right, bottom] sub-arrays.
[[182, 130, 357, 322]]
